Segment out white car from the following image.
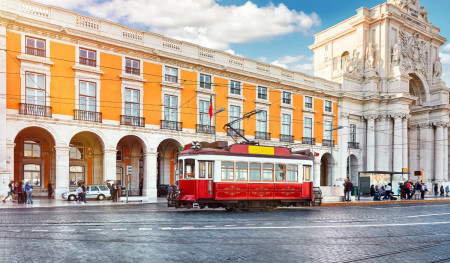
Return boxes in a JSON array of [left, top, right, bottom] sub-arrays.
[[62, 185, 111, 201]]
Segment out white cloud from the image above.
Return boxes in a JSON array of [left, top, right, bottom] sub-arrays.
[[35, 0, 320, 51], [442, 44, 450, 52], [440, 53, 450, 64], [256, 57, 268, 63], [270, 55, 313, 74]]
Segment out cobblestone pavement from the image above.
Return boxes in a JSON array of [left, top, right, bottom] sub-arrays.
[[1, 202, 450, 263]]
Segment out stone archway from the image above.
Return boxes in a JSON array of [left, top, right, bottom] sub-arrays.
[[116, 135, 146, 196], [157, 139, 182, 196], [14, 127, 56, 196], [408, 73, 428, 106], [347, 154, 359, 183], [320, 153, 332, 186]]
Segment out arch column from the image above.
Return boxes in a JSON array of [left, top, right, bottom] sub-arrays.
[[313, 157, 321, 187], [144, 151, 158, 202], [377, 115, 389, 171], [54, 146, 70, 199], [103, 149, 117, 182], [0, 24, 7, 195], [444, 125, 449, 181], [365, 115, 376, 171], [419, 123, 433, 182], [402, 115, 410, 171], [392, 113, 404, 172], [434, 122, 445, 183], [338, 113, 349, 183]]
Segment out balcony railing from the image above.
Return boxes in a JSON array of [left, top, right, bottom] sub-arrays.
[[255, 131, 271, 140], [164, 75, 178, 83], [74, 109, 102, 123], [227, 129, 244, 138], [305, 103, 313, 109], [196, 124, 215, 134], [322, 139, 335, 147], [125, 67, 140, 75], [348, 141, 360, 149], [280, 134, 294, 143], [120, 115, 145, 127], [19, 103, 52, 117], [161, 120, 182, 131], [79, 57, 96, 67], [302, 137, 316, 145], [25, 46, 45, 57]]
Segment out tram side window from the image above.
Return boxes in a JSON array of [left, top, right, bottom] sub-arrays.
[[262, 163, 274, 181], [221, 161, 234, 181], [249, 163, 261, 181], [207, 162, 213, 179], [236, 162, 248, 181], [275, 164, 286, 181], [303, 165, 311, 181], [287, 165, 298, 182], [178, 160, 183, 179], [184, 159, 195, 179], [199, 161, 214, 179]]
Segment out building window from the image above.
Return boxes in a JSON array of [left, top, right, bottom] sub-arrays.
[[281, 114, 291, 135], [230, 80, 241, 95], [324, 121, 332, 141], [24, 139, 40, 158], [165, 67, 178, 83], [303, 165, 311, 181], [275, 164, 286, 182], [341, 51, 349, 70], [262, 163, 274, 182], [24, 164, 41, 186], [257, 86, 267, 100], [125, 89, 140, 117], [25, 72, 46, 106], [200, 74, 211, 89], [287, 165, 298, 182], [282, 92, 291, 105], [79, 81, 96, 112], [304, 117, 312, 138], [69, 141, 84, 160], [116, 147, 123, 161], [79, 48, 96, 67], [69, 166, 84, 186], [249, 163, 261, 181], [25, 37, 45, 57], [333, 57, 338, 71], [304, 96, 313, 109], [199, 100, 210, 125], [116, 167, 123, 186], [325, 100, 332, 112], [229, 105, 241, 130], [349, 124, 356, 143], [236, 162, 248, 181], [125, 58, 140, 75], [164, 95, 178, 121], [256, 110, 267, 133], [221, 161, 234, 181]]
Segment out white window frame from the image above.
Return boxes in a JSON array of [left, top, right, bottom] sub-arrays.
[[75, 45, 101, 70], [122, 81, 143, 117], [281, 113, 292, 136], [323, 120, 332, 141], [304, 96, 313, 109], [164, 66, 179, 83], [257, 86, 268, 100], [230, 80, 241, 95], [124, 57, 142, 77], [324, 100, 333, 113], [303, 116, 313, 139], [199, 73, 212, 90], [282, 92, 292, 105]]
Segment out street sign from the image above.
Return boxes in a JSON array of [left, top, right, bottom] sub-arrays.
[[127, 165, 132, 175]]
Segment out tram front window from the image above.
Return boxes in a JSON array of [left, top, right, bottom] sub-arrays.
[[184, 159, 195, 179]]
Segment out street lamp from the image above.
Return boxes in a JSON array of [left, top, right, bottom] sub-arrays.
[[328, 120, 343, 186], [214, 106, 226, 141]]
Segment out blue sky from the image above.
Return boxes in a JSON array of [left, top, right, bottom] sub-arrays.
[[36, 0, 450, 82]]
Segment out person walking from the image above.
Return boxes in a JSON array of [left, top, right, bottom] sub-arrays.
[[25, 182, 33, 204], [446, 185, 449, 196], [82, 182, 87, 204], [434, 183, 439, 196], [111, 180, 118, 202], [47, 182, 53, 199], [440, 185, 445, 197], [76, 182, 83, 204], [2, 180, 14, 203], [344, 178, 353, 202], [17, 180, 25, 204], [139, 177, 143, 196]]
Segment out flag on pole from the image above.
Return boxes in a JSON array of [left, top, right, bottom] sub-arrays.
[[209, 95, 213, 119]]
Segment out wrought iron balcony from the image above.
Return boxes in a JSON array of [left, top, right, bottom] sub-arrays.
[[161, 120, 182, 131], [120, 115, 145, 127], [196, 124, 215, 134], [74, 109, 102, 123], [227, 129, 244, 138], [79, 57, 96, 67], [302, 137, 316, 145], [125, 67, 140, 75], [255, 131, 271, 140], [25, 47, 45, 57], [19, 103, 52, 117], [322, 139, 335, 147], [348, 141, 360, 149], [304, 102, 313, 109], [164, 75, 178, 83], [280, 134, 294, 143]]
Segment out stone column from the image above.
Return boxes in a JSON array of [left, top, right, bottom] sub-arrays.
[[444, 125, 449, 181], [337, 113, 349, 183], [366, 115, 376, 171], [54, 146, 70, 199], [419, 123, 433, 183], [0, 23, 8, 195], [313, 158, 321, 187], [144, 151, 158, 202], [434, 122, 445, 183], [103, 149, 117, 182], [408, 125, 419, 177], [402, 115, 410, 171], [392, 113, 403, 172], [377, 115, 390, 171]]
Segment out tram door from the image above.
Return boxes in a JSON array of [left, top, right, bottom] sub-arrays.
[[198, 161, 214, 199]]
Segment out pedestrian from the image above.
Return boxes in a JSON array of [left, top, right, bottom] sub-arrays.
[[25, 182, 33, 204], [82, 182, 87, 204], [414, 182, 421, 199], [139, 177, 143, 196], [17, 180, 25, 204], [76, 182, 83, 203], [434, 183, 438, 196], [446, 185, 449, 196], [47, 182, 53, 199], [111, 180, 118, 202], [2, 180, 14, 203], [344, 178, 353, 202], [385, 183, 397, 200], [440, 185, 444, 197], [405, 180, 411, 200]]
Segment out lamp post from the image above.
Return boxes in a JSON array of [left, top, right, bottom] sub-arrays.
[[214, 94, 226, 141], [328, 118, 343, 186]]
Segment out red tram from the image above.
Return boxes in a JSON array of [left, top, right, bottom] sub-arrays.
[[167, 141, 318, 211]]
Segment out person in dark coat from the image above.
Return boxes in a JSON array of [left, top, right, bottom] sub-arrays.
[[344, 179, 353, 202], [47, 182, 53, 199], [139, 177, 143, 196], [370, 185, 375, 197], [17, 180, 24, 204], [111, 180, 118, 202]]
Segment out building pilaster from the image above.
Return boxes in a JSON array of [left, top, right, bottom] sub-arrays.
[[444, 125, 449, 181], [337, 113, 349, 183], [419, 123, 433, 183], [402, 115, 410, 171], [143, 151, 158, 202], [103, 149, 117, 182], [392, 113, 404, 172], [0, 22, 8, 195], [54, 146, 70, 199], [313, 158, 321, 187], [434, 122, 445, 183], [365, 115, 376, 171]]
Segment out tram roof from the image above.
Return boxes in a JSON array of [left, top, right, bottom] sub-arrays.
[[179, 144, 312, 161]]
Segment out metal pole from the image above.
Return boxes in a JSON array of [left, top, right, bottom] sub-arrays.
[[214, 94, 217, 142], [126, 173, 129, 203], [330, 118, 333, 186], [358, 172, 360, 201]]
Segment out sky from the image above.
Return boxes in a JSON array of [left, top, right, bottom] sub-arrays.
[[34, 0, 450, 83]]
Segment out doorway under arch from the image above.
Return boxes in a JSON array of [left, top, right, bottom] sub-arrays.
[[347, 154, 359, 183], [157, 139, 182, 196], [116, 135, 146, 196], [320, 153, 332, 186]]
